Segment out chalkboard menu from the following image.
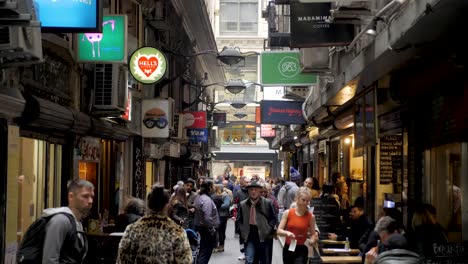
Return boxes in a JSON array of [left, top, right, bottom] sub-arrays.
[[427, 242, 468, 263], [310, 197, 340, 240], [380, 135, 402, 184]]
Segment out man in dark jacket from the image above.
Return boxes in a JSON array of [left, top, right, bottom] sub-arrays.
[[237, 181, 277, 264], [365, 217, 421, 264], [194, 180, 219, 264], [328, 205, 371, 247]]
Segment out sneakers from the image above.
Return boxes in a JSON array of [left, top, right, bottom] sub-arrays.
[[213, 246, 224, 253], [238, 254, 245, 260]]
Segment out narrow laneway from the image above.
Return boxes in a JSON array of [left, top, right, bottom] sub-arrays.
[[209, 218, 283, 264]]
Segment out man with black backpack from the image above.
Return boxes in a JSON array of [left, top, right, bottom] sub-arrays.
[[17, 179, 95, 264]]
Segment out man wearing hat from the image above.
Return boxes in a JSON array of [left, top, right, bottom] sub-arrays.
[[236, 181, 277, 264]]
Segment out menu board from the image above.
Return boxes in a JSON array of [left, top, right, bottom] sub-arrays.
[[430, 242, 468, 263], [310, 197, 340, 240], [380, 135, 402, 184]]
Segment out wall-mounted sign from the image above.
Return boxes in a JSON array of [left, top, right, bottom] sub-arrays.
[[379, 135, 403, 184], [77, 15, 127, 63], [132, 135, 144, 198], [243, 166, 266, 179], [188, 129, 208, 143], [212, 112, 226, 128], [260, 100, 306, 125], [260, 124, 276, 138], [142, 99, 170, 138], [35, 0, 101, 32], [129, 47, 168, 84], [255, 106, 261, 124], [261, 51, 317, 86], [120, 91, 132, 121], [183, 111, 207, 129], [77, 136, 100, 161], [290, 2, 354, 47]]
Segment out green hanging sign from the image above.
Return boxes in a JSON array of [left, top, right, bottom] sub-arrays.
[[129, 47, 168, 84], [260, 51, 317, 86], [77, 15, 127, 63]]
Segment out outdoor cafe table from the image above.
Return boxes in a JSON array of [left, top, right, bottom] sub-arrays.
[[322, 248, 360, 255], [321, 256, 362, 263], [320, 239, 346, 245]]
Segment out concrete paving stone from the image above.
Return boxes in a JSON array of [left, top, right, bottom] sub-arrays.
[[209, 218, 283, 264]]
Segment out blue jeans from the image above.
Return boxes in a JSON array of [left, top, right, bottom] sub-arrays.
[[244, 226, 272, 264]]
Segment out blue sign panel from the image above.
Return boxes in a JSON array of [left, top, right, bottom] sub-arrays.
[[35, 0, 99, 32], [260, 100, 305, 125], [187, 129, 208, 143]]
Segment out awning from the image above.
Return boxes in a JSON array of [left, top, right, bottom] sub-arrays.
[[20, 93, 131, 141], [21, 94, 74, 131], [0, 86, 26, 120], [90, 118, 132, 142]]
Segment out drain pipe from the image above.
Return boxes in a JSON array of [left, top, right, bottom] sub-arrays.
[[346, 0, 407, 52]]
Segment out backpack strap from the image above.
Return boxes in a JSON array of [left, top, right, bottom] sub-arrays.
[[51, 212, 87, 261]]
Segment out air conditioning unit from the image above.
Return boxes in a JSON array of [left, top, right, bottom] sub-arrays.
[[336, 0, 371, 8], [170, 113, 186, 140], [0, 0, 34, 25], [332, 0, 372, 24], [300, 47, 331, 73], [144, 143, 164, 159], [0, 25, 42, 65], [93, 64, 128, 116], [163, 142, 180, 158], [283, 87, 309, 101]]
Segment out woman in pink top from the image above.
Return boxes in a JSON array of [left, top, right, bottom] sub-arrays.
[[277, 187, 316, 264]]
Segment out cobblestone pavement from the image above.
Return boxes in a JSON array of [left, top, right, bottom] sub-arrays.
[[209, 218, 283, 264]]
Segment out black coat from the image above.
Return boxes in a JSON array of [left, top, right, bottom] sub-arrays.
[[116, 213, 142, 232]]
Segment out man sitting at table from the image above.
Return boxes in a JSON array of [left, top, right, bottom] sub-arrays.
[[328, 205, 372, 249], [364, 217, 420, 264]]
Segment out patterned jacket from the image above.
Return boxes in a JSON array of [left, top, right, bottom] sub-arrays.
[[117, 213, 192, 264]]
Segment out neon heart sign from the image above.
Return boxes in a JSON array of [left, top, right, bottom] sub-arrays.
[[130, 47, 167, 84]]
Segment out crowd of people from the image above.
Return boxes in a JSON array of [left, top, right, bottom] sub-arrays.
[[23, 170, 450, 264]]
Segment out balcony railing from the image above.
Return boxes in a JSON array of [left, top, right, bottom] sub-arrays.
[[265, 1, 291, 48]]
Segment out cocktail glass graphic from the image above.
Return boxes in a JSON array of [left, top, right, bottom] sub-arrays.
[[82, 19, 116, 58]]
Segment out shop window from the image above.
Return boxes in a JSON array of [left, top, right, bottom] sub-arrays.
[[16, 138, 62, 242], [220, 0, 258, 36], [424, 143, 463, 242], [220, 124, 258, 145]]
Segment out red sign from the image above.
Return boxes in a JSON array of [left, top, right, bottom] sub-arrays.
[[255, 106, 261, 124], [260, 124, 276, 138], [183, 111, 207, 129], [120, 92, 132, 121]]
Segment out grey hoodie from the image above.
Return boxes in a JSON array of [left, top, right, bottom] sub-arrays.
[[278, 182, 299, 209], [42, 207, 87, 264]]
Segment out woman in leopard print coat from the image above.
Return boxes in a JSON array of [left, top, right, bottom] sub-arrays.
[[117, 185, 193, 264]]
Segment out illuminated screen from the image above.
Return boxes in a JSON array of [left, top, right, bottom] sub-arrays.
[[34, 0, 100, 32]]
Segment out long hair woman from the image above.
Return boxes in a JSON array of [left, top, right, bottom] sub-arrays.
[[277, 187, 316, 264], [117, 185, 192, 264], [169, 186, 189, 229]]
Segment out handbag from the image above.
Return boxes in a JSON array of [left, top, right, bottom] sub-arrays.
[[307, 242, 322, 264]]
